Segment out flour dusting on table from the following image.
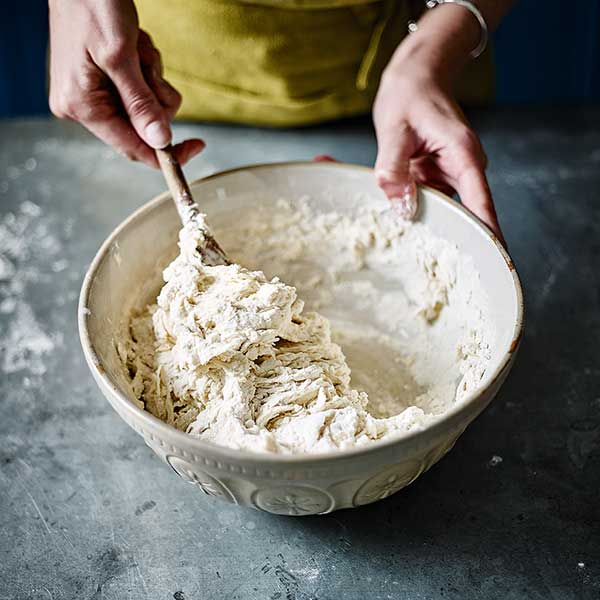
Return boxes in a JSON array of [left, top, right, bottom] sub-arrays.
[[120, 199, 493, 454], [0, 200, 64, 377]]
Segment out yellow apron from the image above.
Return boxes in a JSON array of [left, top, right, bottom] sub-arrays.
[[135, 0, 493, 127]]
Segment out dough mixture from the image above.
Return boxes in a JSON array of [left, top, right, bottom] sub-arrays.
[[120, 199, 492, 454]]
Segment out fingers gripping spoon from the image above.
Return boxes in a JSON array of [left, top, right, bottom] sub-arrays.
[[156, 146, 230, 266]]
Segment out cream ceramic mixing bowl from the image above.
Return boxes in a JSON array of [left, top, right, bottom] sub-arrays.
[[79, 162, 523, 516]]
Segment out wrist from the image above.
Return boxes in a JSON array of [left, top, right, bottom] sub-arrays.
[[387, 3, 481, 84]]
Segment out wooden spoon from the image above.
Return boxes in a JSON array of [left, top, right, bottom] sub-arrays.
[[156, 145, 229, 266]]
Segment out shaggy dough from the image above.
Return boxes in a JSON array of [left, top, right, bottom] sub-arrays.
[[121, 202, 492, 454]]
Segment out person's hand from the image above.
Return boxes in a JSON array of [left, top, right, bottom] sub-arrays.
[[48, 0, 204, 168], [373, 48, 503, 240]]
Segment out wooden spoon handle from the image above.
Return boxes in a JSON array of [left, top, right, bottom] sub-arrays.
[[156, 145, 198, 223], [155, 145, 229, 266]]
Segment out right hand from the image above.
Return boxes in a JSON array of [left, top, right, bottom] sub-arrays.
[[48, 0, 204, 168]]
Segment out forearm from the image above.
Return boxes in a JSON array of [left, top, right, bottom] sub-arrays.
[[386, 0, 515, 84]]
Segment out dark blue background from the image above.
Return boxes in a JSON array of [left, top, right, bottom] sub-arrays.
[[1, 1, 599, 118]]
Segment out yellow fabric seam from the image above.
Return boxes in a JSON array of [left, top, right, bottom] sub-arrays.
[[224, 0, 382, 9], [166, 68, 341, 108], [355, 0, 395, 91]]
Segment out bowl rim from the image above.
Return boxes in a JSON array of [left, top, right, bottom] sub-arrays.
[[78, 161, 524, 465]]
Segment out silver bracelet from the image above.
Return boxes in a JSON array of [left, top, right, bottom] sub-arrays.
[[408, 0, 489, 59]]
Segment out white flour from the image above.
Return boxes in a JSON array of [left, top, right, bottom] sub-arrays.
[[0, 200, 64, 377], [121, 200, 493, 454]]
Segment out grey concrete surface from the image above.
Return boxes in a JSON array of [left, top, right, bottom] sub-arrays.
[[0, 111, 599, 600]]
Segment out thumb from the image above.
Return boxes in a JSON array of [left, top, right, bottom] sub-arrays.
[[374, 124, 419, 220], [109, 58, 172, 149]]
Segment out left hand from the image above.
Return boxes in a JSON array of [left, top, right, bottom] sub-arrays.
[[373, 58, 503, 240]]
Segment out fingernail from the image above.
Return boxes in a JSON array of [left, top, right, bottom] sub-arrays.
[[144, 121, 171, 149], [390, 181, 418, 221]]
